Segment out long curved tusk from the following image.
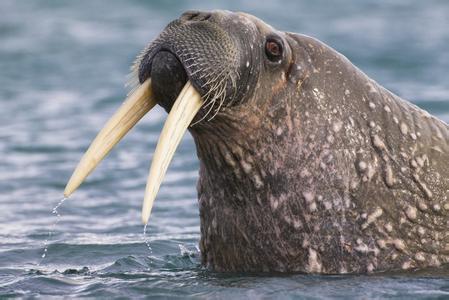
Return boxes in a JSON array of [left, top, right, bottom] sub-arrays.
[[142, 81, 202, 224], [64, 78, 155, 197]]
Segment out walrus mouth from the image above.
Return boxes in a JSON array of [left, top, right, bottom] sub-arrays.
[[64, 11, 257, 224]]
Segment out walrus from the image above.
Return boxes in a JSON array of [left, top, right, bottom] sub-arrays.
[[63, 10, 449, 274]]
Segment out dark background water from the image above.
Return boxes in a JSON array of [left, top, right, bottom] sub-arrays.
[[1, 0, 449, 298]]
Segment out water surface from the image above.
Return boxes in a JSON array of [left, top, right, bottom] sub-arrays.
[[1, 0, 449, 298]]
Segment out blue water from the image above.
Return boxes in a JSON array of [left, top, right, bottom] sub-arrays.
[[1, 0, 449, 298]]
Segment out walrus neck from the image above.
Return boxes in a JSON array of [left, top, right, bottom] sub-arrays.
[[190, 105, 307, 273], [190, 109, 267, 205]]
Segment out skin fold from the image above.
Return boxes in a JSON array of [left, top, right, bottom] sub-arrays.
[[137, 10, 449, 274]]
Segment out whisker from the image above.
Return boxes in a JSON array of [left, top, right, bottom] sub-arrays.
[[208, 84, 227, 121], [191, 94, 218, 126], [201, 68, 227, 88]]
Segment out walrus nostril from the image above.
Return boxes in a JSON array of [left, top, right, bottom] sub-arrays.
[[180, 10, 211, 22], [200, 13, 211, 21], [181, 11, 199, 21]]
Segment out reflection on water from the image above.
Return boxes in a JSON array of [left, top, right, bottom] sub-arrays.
[[0, 0, 448, 298]]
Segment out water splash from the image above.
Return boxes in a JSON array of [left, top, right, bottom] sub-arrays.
[[143, 224, 153, 255], [39, 197, 67, 264], [179, 244, 195, 257]]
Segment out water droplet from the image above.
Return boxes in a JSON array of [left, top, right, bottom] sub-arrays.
[[143, 224, 153, 255], [39, 197, 67, 265]]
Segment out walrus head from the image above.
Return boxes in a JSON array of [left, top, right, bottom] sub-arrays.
[[64, 10, 449, 274], [64, 9, 302, 222]]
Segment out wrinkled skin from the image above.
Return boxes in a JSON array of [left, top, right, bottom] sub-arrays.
[[136, 10, 449, 274]]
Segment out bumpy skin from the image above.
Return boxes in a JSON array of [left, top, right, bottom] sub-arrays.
[[138, 10, 449, 274]]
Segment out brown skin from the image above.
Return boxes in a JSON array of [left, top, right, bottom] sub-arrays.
[[138, 10, 449, 273]]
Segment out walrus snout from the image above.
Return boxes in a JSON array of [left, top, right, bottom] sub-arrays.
[[137, 10, 260, 120]]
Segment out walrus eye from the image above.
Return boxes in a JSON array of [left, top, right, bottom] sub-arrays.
[[265, 38, 283, 62]]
